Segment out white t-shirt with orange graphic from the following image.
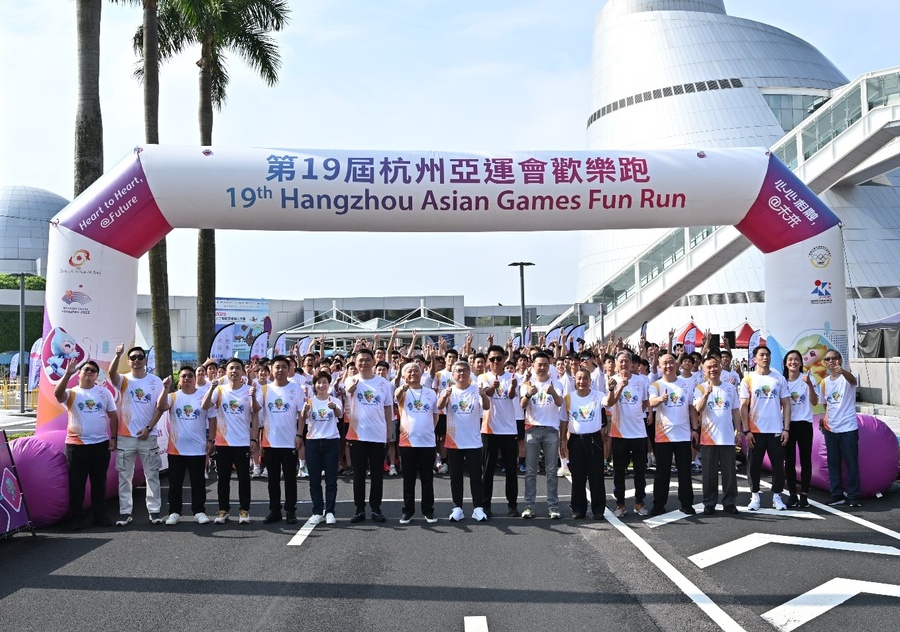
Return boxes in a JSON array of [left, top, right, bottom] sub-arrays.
[[695, 382, 739, 446], [739, 372, 788, 434], [445, 384, 484, 450], [210, 383, 254, 447], [398, 387, 438, 448], [649, 377, 693, 443], [65, 385, 115, 445], [257, 382, 304, 448], [116, 372, 163, 438], [607, 374, 648, 439], [167, 389, 208, 456]]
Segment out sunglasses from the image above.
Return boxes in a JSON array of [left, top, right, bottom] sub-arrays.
[[129, 355, 145, 361], [488, 356, 504, 362], [82, 367, 98, 374], [825, 356, 840, 361]]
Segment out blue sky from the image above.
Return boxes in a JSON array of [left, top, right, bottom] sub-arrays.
[[0, 0, 897, 307]]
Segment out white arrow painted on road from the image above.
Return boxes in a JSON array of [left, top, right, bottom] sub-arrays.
[[689, 533, 900, 569], [762, 578, 900, 632], [645, 504, 825, 528]]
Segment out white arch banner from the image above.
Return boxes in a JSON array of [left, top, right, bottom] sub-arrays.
[[37, 145, 844, 429]]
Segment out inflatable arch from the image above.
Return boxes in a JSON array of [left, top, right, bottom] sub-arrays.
[[21, 144, 893, 522]]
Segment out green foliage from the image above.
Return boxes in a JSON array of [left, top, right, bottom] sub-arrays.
[[0, 275, 46, 290], [0, 311, 44, 352]]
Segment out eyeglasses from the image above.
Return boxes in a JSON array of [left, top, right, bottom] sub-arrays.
[[82, 367, 98, 374], [825, 356, 840, 361], [488, 356, 504, 362], [129, 355, 145, 361]]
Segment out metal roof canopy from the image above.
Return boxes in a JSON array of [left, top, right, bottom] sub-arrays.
[[278, 299, 471, 341]]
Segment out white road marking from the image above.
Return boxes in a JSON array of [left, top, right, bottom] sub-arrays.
[[761, 578, 900, 632], [738, 474, 900, 542], [604, 509, 748, 632], [689, 533, 900, 569], [645, 504, 824, 528], [287, 517, 319, 546], [463, 615, 489, 632]]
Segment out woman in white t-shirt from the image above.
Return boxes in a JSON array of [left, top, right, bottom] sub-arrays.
[[782, 350, 818, 508], [303, 372, 343, 524]]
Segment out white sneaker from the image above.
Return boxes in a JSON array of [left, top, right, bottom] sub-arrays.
[[299, 465, 309, 478], [472, 507, 488, 522], [251, 464, 262, 478], [325, 512, 336, 525], [214, 510, 229, 524], [438, 463, 448, 474], [449, 506, 465, 521], [165, 513, 180, 525], [748, 493, 761, 511], [194, 512, 210, 524], [557, 464, 570, 477], [238, 510, 250, 524], [260, 467, 268, 478], [772, 494, 787, 511], [389, 464, 398, 476], [309, 514, 323, 525]]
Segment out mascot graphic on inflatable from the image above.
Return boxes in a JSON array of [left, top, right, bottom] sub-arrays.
[[794, 334, 832, 383], [42, 327, 81, 381]]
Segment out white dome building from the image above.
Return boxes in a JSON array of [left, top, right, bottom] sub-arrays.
[[0, 186, 69, 276], [576, 0, 900, 342]]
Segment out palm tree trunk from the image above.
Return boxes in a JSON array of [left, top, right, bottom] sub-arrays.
[[74, 0, 103, 196], [196, 35, 216, 360], [143, 0, 174, 382]]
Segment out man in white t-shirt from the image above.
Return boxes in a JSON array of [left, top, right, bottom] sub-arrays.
[[438, 361, 490, 521], [397, 362, 439, 524], [519, 352, 566, 519], [109, 344, 167, 526], [606, 350, 650, 517], [165, 366, 210, 525], [694, 355, 742, 515], [346, 348, 394, 523], [56, 359, 119, 530], [648, 354, 698, 516], [819, 350, 861, 507], [740, 345, 790, 511], [479, 345, 520, 518], [257, 355, 305, 525]]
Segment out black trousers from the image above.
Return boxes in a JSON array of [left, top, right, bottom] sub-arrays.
[[748, 432, 785, 493], [652, 441, 694, 510], [66, 441, 110, 519], [785, 421, 813, 495], [264, 447, 299, 512], [167, 454, 207, 515], [447, 447, 484, 509], [214, 445, 251, 512], [567, 431, 606, 515], [611, 437, 647, 504], [481, 433, 519, 511], [350, 441, 385, 513], [399, 446, 435, 515]]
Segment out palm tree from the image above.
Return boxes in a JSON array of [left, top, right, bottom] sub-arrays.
[[127, 0, 174, 381], [140, 0, 289, 359], [74, 0, 104, 196]]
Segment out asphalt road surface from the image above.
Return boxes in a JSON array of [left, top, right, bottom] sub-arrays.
[[2, 464, 899, 632]]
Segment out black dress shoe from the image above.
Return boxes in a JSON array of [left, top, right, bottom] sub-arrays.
[[723, 504, 739, 514], [572, 512, 586, 519], [350, 512, 366, 523], [263, 510, 282, 524], [680, 505, 697, 515], [702, 506, 715, 515], [285, 511, 297, 524]]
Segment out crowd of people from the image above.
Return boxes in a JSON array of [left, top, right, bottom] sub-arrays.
[[58, 328, 862, 530]]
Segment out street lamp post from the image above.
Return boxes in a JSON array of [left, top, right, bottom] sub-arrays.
[[17, 273, 27, 413], [508, 262, 534, 347]]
